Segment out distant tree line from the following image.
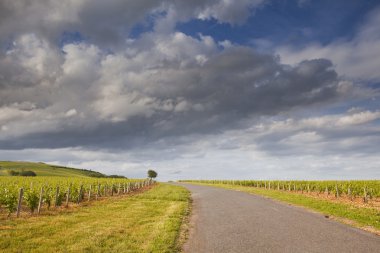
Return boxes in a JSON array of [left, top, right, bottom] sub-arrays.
[[104, 175, 128, 179], [7, 170, 37, 177]]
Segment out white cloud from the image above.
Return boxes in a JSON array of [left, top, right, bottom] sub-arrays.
[[65, 109, 77, 117], [0, 34, 62, 89], [280, 131, 322, 144], [260, 110, 380, 133]]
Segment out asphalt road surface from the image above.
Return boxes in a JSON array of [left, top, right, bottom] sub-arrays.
[[179, 183, 380, 253]]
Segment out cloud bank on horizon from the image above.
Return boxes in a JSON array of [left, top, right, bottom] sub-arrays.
[[0, 0, 379, 180]]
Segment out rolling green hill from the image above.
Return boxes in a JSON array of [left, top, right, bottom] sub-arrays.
[[0, 161, 106, 177]]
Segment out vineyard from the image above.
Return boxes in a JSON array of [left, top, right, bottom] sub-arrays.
[[0, 176, 154, 218], [180, 180, 380, 203]]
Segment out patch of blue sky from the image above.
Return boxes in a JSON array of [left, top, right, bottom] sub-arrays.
[[0, 37, 14, 52], [59, 31, 86, 48], [176, 0, 379, 49], [367, 82, 380, 90], [129, 11, 166, 39], [128, 20, 154, 39], [327, 96, 380, 114]]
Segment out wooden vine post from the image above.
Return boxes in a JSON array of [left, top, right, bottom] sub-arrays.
[[37, 186, 44, 214], [96, 184, 100, 200], [77, 185, 83, 204], [348, 187, 352, 201], [363, 187, 368, 203], [88, 185, 92, 201], [66, 184, 71, 207], [16, 188, 24, 218], [55, 186, 60, 207], [335, 184, 339, 198]]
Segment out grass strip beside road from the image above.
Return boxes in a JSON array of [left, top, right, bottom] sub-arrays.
[[0, 183, 190, 253], [188, 183, 380, 233]]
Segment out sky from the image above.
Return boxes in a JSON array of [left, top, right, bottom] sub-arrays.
[[0, 0, 379, 181]]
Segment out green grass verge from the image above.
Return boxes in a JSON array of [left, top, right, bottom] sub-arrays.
[[190, 183, 380, 231], [0, 183, 190, 253], [0, 161, 104, 177]]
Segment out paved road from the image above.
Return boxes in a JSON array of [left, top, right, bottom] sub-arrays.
[[179, 183, 380, 253]]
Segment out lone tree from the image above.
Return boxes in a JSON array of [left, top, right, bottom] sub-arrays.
[[147, 169, 157, 179]]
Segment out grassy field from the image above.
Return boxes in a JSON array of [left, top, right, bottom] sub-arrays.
[[0, 183, 190, 253], [186, 183, 380, 233], [0, 161, 104, 177]]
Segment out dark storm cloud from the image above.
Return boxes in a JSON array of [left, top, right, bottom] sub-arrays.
[[197, 50, 338, 114], [0, 43, 341, 150]]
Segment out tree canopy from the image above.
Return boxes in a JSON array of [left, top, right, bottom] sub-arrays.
[[147, 170, 157, 179]]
